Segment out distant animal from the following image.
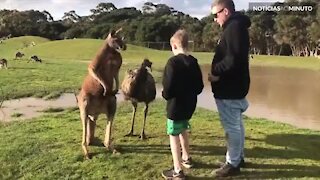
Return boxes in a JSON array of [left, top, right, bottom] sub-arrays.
[[15, 52, 24, 59], [29, 55, 42, 63], [77, 28, 126, 159], [0, 58, 8, 69], [121, 58, 156, 140]]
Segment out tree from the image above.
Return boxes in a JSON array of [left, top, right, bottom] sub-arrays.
[[90, 3, 117, 16], [62, 10, 81, 24], [201, 15, 221, 51]]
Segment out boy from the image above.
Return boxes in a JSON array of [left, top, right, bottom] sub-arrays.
[[161, 29, 204, 179]]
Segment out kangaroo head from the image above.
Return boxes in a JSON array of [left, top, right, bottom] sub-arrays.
[[106, 28, 126, 51]]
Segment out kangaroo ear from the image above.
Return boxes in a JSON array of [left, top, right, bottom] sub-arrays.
[[110, 29, 116, 37], [115, 27, 122, 34], [107, 30, 115, 39]]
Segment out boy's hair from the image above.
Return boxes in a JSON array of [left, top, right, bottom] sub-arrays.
[[170, 29, 188, 49], [211, 0, 235, 12]]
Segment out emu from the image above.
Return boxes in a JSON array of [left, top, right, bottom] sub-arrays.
[[0, 58, 8, 69], [77, 28, 126, 159], [121, 58, 156, 140], [29, 55, 42, 63], [15, 52, 24, 59]]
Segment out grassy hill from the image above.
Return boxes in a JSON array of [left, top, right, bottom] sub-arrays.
[[0, 36, 50, 58]]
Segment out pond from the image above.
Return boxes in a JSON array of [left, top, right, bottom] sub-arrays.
[[1, 65, 320, 131], [200, 65, 320, 131]]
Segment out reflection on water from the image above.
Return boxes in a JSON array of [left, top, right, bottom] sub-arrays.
[[0, 94, 77, 122], [1, 66, 320, 131], [200, 65, 320, 131], [0, 86, 163, 122]]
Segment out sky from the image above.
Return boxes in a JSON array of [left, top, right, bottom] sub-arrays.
[[0, 0, 282, 20]]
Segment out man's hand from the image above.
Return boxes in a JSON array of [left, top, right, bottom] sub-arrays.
[[208, 73, 220, 82]]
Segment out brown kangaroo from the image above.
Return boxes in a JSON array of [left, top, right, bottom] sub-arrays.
[[77, 28, 126, 159]]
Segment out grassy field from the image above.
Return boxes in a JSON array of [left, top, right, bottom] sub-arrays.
[[0, 100, 319, 179], [0, 36, 319, 99]]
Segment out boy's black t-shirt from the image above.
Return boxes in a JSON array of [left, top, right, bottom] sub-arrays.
[[162, 54, 204, 121]]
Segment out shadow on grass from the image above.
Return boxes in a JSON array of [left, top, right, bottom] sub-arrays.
[[263, 133, 320, 161], [240, 165, 320, 179], [116, 139, 320, 179], [9, 67, 37, 70]]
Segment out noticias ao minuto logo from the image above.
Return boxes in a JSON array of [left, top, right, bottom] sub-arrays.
[[249, 2, 316, 13]]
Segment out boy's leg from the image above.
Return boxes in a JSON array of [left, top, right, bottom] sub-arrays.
[[170, 135, 182, 172], [162, 119, 186, 180], [179, 130, 190, 161], [162, 119, 186, 179]]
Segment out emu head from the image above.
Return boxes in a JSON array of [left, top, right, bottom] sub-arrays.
[[142, 58, 152, 72], [106, 28, 127, 51]]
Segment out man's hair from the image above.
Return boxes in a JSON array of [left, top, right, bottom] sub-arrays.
[[170, 29, 188, 49], [211, 0, 235, 12]]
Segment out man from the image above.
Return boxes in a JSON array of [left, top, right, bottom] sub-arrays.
[[208, 0, 251, 177]]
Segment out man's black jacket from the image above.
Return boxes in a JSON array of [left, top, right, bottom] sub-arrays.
[[211, 12, 251, 99]]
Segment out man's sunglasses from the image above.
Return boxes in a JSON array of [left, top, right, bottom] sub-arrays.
[[213, 8, 224, 19]]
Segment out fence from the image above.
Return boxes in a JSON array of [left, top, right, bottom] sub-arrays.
[[134, 41, 195, 51]]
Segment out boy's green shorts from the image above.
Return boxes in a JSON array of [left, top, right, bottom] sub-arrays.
[[166, 119, 190, 136]]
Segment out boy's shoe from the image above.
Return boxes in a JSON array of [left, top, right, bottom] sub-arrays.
[[161, 168, 186, 180], [181, 157, 194, 169], [213, 163, 240, 177]]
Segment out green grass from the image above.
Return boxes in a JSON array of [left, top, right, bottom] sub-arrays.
[[0, 100, 319, 179], [10, 112, 24, 118], [0, 36, 319, 100], [39, 107, 65, 113]]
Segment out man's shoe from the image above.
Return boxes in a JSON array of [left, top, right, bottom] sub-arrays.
[[239, 158, 246, 168], [217, 158, 246, 168], [181, 157, 194, 169], [161, 168, 186, 180], [214, 163, 240, 177]]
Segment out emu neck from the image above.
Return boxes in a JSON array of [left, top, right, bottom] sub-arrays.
[[130, 64, 148, 98]]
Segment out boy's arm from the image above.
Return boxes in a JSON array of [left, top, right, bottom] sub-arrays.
[[162, 59, 175, 100], [195, 62, 204, 95]]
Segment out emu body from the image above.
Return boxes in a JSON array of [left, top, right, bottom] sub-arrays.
[[121, 59, 156, 139]]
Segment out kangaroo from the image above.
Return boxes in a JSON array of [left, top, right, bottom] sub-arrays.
[[15, 52, 24, 59], [29, 55, 42, 63], [77, 28, 126, 159]]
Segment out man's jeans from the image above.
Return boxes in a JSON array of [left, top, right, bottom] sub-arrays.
[[215, 98, 249, 167]]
